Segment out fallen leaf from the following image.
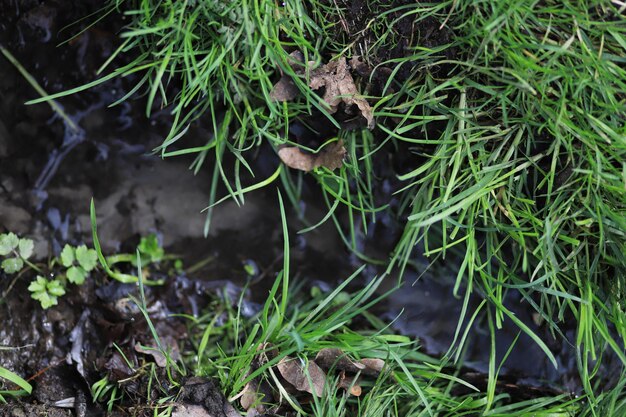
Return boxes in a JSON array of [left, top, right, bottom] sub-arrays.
[[104, 351, 135, 381], [239, 379, 271, 412], [314, 348, 385, 376], [277, 356, 326, 397], [359, 358, 385, 375], [231, 343, 277, 412], [240, 382, 257, 411], [135, 335, 180, 367], [337, 370, 362, 396], [278, 140, 346, 172], [269, 76, 299, 101], [314, 348, 365, 373], [309, 57, 375, 129], [269, 54, 375, 129], [269, 51, 309, 101], [349, 55, 372, 78]]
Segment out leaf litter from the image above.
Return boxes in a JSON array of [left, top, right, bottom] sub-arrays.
[[271, 52, 374, 172], [277, 356, 327, 397], [271, 54, 375, 130], [236, 344, 387, 414], [277, 140, 347, 172]]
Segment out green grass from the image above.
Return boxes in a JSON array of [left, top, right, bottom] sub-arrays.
[[88, 195, 596, 416], [21, 0, 626, 413], [0, 364, 32, 403]]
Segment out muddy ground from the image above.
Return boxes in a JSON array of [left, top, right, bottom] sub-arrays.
[[0, 1, 614, 416]]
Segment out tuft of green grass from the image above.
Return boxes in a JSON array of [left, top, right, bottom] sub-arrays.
[[0, 365, 32, 403]]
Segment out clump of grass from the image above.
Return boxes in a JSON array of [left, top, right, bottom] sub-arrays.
[[28, 0, 329, 215], [377, 0, 626, 396], [111, 193, 600, 416]]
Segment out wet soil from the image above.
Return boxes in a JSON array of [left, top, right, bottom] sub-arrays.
[[0, 0, 611, 415]]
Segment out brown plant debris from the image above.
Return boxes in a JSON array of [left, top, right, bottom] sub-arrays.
[[269, 76, 299, 102], [309, 57, 375, 129], [269, 50, 310, 102], [277, 356, 327, 397], [134, 334, 181, 367], [338, 370, 363, 397], [270, 54, 375, 130], [314, 348, 386, 377], [278, 140, 346, 172], [234, 343, 276, 413], [238, 378, 273, 413], [359, 358, 385, 375]]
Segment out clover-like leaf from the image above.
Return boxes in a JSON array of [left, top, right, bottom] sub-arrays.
[[46, 280, 66, 297], [2, 257, 24, 274], [66, 266, 87, 285], [60, 244, 75, 267], [28, 276, 65, 309], [31, 290, 55, 309], [138, 234, 164, 263], [75, 245, 98, 271], [18, 238, 34, 259], [0, 233, 19, 256], [28, 276, 47, 293]]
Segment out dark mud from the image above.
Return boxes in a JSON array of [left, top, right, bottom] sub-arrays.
[[324, 0, 456, 82], [0, 0, 607, 415]]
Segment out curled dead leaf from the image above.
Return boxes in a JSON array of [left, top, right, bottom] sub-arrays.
[[359, 358, 385, 375], [278, 140, 346, 172], [314, 348, 365, 373], [314, 348, 386, 377], [269, 76, 299, 101], [309, 57, 375, 129], [277, 356, 326, 397], [134, 336, 180, 368], [269, 54, 375, 130], [337, 370, 362, 396], [239, 379, 272, 413]]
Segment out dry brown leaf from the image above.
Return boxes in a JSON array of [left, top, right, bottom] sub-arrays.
[[349, 55, 372, 78], [337, 370, 362, 396], [314, 348, 365, 373], [277, 356, 326, 397], [269, 54, 375, 129], [278, 140, 346, 172], [277, 147, 316, 172], [358, 358, 386, 376], [309, 57, 375, 129], [238, 379, 271, 413], [269, 51, 310, 101], [315, 348, 385, 377], [269, 76, 299, 101], [134, 336, 180, 367], [240, 381, 259, 411], [233, 343, 276, 412]]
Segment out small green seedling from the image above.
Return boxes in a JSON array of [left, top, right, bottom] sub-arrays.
[[0, 233, 34, 274], [60, 244, 98, 284], [28, 275, 66, 309], [134, 234, 164, 266]]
